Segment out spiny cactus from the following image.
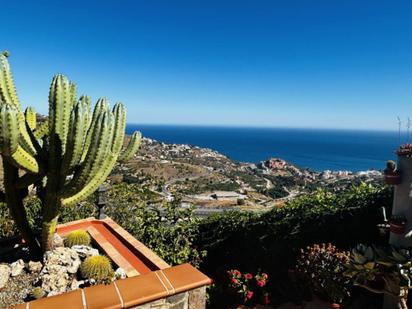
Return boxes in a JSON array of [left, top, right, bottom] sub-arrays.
[[64, 230, 91, 247], [30, 287, 45, 299], [0, 53, 142, 255], [80, 255, 114, 284]]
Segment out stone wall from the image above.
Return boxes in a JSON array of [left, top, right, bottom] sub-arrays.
[[132, 286, 206, 309]]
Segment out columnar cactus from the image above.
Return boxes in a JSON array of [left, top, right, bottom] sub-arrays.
[[0, 52, 141, 254]]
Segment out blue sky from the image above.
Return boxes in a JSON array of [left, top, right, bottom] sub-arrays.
[[2, 0, 412, 130]]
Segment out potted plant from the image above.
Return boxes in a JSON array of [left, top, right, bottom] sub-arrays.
[[295, 243, 351, 308], [345, 245, 412, 309], [390, 215, 407, 235], [384, 160, 401, 185], [396, 144, 412, 157]]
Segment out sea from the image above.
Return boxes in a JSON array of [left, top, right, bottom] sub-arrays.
[[126, 124, 401, 172]]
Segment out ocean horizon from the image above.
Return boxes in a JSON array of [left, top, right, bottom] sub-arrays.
[[126, 124, 401, 172]]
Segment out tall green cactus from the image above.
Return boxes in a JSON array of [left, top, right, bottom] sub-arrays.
[[0, 53, 141, 254]]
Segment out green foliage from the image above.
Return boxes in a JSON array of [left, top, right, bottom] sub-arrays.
[[56, 183, 205, 267], [0, 196, 42, 238], [64, 230, 91, 247], [345, 244, 412, 300], [197, 183, 393, 306], [0, 54, 141, 253], [102, 184, 205, 266], [263, 186, 289, 199], [30, 287, 45, 299], [80, 255, 114, 284]]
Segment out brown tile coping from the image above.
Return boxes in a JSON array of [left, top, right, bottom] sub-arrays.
[[10, 263, 212, 309], [56, 217, 169, 274], [29, 289, 84, 309]]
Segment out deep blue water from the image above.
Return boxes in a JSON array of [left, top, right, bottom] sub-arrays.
[[126, 125, 400, 172]]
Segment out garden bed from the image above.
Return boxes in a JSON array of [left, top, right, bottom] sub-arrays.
[[1, 217, 211, 308]]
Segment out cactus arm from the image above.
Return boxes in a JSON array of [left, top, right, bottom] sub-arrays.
[[61, 101, 88, 176], [62, 152, 116, 207], [48, 74, 73, 157], [0, 55, 37, 156], [0, 55, 20, 107], [69, 82, 77, 107], [25, 107, 37, 131], [33, 121, 48, 140], [61, 110, 113, 196], [81, 98, 109, 161], [119, 131, 141, 162], [7, 146, 39, 173], [111, 103, 126, 154], [0, 104, 38, 172], [0, 103, 19, 156], [18, 125, 37, 157]]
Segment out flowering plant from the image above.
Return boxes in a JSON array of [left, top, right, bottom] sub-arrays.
[[397, 144, 412, 157], [227, 269, 270, 306], [295, 243, 351, 305]]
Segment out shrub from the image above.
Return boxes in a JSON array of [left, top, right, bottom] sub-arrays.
[[55, 183, 204, 267], [80, 255, 114, 284], [295, 243, 351, 304], [197, 183, 393, 307], [64, 230, 91, 247], [0, 196, 42, 238]]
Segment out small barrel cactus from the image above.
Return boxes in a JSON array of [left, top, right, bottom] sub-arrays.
[[385, 160, 397, 173], [64, 230, 91, 247], [30, 287, 45, 299], [80, 255, 114, 284]]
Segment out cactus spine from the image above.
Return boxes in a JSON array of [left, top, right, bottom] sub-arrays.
[[0, 53, 141, 254]]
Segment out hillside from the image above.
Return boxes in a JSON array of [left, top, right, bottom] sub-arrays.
[[109, 137, 383, 211]]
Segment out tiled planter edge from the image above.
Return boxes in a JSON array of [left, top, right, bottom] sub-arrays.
[[9, 217, 212, 309]]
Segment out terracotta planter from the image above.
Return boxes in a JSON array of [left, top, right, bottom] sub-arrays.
[[390, 222, 406, 235], [10, 217, 212, 309], [384, 173, 401, 185]]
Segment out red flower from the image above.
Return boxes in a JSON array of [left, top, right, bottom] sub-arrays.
[[231, 278, 239, 285], [244, 273, 253, 280], [257, 279, 266, 287], [233, 270, 242, 277], [246, 291, 254, 299]]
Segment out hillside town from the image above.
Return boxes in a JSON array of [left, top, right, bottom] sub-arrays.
[[110, 137, 384, 212]]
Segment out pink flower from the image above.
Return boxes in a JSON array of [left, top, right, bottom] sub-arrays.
[[231, 278, 239, 285], [246, 290, 254, 300], [262, 273, 268, 280], [257, 279, 266, 287], [244, 273, 253, 280], [233, 270, 241, 277]]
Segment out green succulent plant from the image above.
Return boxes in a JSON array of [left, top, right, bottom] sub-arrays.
[[385, 160, 397, 174], [0, 53, 141, 255], [30, 287, 45, 299], [64, 230, 91, 247], [80, 255, 114, 284]]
